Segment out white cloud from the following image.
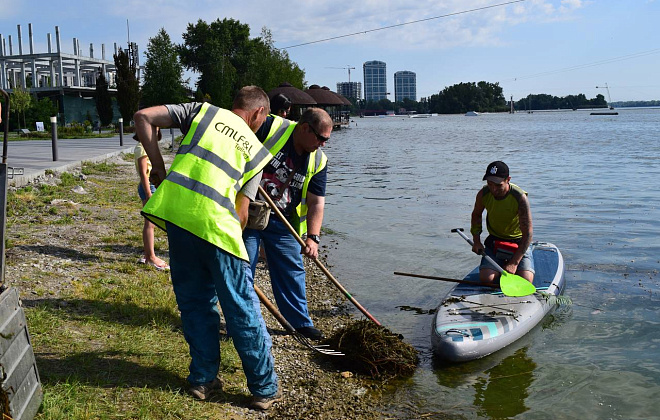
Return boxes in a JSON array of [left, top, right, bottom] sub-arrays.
[[1, 0, 590, 58], [244, 0, 591, 51], [560, 0, 587, 13]]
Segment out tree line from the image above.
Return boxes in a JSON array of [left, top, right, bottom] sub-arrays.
[[514, 93, 607, 111], [351, 83, 612, 115], [610, 100, 660, 108], [352, 81, 508, 115]]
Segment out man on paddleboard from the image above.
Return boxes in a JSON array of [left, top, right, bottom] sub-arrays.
[[470, 161, 535, 284]]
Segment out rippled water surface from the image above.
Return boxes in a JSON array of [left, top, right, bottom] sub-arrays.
[[320, 109, 660, 419]]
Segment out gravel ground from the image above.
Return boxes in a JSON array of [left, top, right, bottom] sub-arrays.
[[248, 257, 387, 419], [3, 147, 394, 419]]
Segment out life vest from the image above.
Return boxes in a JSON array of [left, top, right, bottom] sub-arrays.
[[261, 115, 328, 235], [142, 103, 272, 260]]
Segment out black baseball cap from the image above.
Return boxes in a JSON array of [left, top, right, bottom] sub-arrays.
[[483, 161, 509, 183]]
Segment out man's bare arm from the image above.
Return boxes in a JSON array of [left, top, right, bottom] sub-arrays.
[[511, 193, 533, 266], [133, 106, 173, 187], [303, 193, 325, 259], [470, 189, 485, 254]]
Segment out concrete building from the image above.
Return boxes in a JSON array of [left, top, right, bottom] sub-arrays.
[[0, 23, 127, 125], [394, 71, 416, 102], [363, 60, 387, 102], [336, 81, 362, 101]]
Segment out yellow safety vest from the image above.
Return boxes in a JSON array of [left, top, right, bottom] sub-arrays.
[[262, 115, 328, 235], [142, 103, 272, 260]]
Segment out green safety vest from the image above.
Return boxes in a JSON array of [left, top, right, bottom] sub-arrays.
[[262, 115, 328, 235], [142, 103, 272, 261], [482, 183, 527, 240]]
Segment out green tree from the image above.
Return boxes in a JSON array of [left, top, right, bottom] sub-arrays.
[[142, 28, 188, 107], [429, 81, 507, 114], [95, 71, 114, 126], [179, 20, 306, 108], [377, 98, 393, 111], [246, 27, 305, 92], [25, 97, 58, 130], [11, 86, 32, 129], [514, 93, 606, 111], [179, 18, 253, 108], [113, 48, 141, 123], [590, 94, 607, 107]]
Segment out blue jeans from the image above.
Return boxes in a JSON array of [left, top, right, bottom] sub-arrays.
[[242, 260, 273, 351], [480, 244, 535, 274], [243, 218, 314, 329], [137, 183, 156, 201], [166, 222, 278, 398]]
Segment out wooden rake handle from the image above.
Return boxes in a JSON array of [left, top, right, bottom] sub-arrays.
[[257, 185, 381, 326]]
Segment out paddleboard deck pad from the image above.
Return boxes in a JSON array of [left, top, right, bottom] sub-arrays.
[[431, 242, 565, 362]]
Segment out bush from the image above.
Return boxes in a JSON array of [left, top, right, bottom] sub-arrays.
[[115, 125, 135, 134], [58, 123, 86, 136]]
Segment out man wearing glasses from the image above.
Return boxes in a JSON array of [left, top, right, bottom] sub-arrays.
[[242, 107, 332, 341]]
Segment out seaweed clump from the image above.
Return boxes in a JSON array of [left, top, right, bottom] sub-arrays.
[[323, 320, 419, 379], [1, 387, 10, 419]]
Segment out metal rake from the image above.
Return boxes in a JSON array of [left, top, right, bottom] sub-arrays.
[[254, 284, 343, 356]]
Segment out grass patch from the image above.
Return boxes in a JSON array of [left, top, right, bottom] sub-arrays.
[[81, 161, 118, 175], [7, 158, 253, 419]]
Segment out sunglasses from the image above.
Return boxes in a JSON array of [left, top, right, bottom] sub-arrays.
[[307, 123, 330, 143]]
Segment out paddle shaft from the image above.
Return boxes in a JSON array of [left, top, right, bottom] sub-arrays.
[[452, 228, 537, 297], [257, 186, 382, 326], [452, 228, 505, 274], [393, 271, 499, 289]]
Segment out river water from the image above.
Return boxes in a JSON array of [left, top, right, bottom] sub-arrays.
[[320, 108, 660, 419]]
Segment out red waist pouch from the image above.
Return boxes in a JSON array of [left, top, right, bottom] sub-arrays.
[[494, 240, 519, 260]]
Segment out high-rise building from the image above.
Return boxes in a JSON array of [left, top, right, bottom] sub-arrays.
[[337, 82, 362, 101], [394, 71, 416, 102], [363, 60, 387, 101]]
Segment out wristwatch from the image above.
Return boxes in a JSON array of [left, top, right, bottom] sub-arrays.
[[307, 234, 320, 244]]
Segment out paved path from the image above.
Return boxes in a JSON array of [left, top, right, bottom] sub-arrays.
[[4, 129, 181, 187]]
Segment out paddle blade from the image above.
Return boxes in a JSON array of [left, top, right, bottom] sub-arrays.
[[499, 271, 536, 297]]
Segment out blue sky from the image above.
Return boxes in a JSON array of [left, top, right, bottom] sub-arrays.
[[2, 0, 659, 102]]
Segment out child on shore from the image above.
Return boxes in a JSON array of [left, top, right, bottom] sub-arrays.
[[134, 130, 169, 270]]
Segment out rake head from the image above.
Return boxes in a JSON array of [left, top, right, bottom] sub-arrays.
[[291, 332, 344, 356]]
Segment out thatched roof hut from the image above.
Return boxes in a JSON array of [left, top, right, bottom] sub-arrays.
[[268, 83, 317, 105], [304, 85, 345, 106]]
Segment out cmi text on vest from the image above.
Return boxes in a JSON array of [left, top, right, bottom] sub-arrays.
[[215, 122, 253, 159]]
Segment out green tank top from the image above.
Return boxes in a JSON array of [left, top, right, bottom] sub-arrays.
[[481, 183, 527, 240]]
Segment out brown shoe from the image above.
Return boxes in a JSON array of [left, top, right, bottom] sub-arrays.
[[249, 388, 283, 410], [189, 377, 223, 400]]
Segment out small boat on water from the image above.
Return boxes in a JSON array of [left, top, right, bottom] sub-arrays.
[[465, 111, 479, 116], [431, 241, 566, 362], [410, 113, 432, 118]]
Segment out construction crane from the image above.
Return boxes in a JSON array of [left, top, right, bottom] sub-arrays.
[[326, 66, 356, 82]]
